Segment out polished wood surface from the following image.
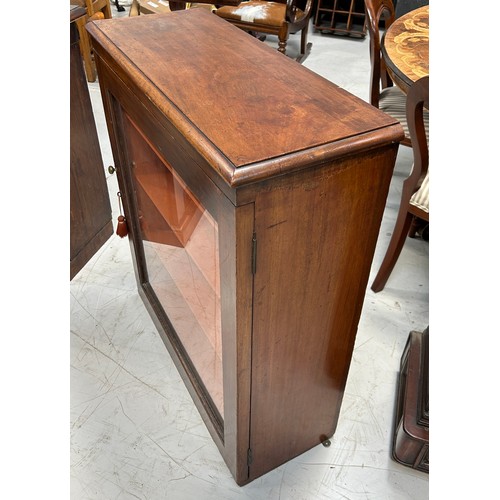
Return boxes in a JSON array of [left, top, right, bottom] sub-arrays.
[[87, 9, 403, 485], [247, 146, 397, 480], [70, 5, 113, 280], [87, 9, 399, 182], [382, 5, 429, 94]]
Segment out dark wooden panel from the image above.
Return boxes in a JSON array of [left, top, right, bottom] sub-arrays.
[[70, 10, 112, 279]]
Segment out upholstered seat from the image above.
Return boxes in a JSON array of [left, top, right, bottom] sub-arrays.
[[409, 171, 429, 214], [379, 86, 429, 143], [216, 1, 305, 27], [215, 0, 313, 62]]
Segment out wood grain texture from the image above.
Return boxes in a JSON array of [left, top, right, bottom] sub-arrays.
[[87, 10, 402, 183], [247, 145, 397, 480], [382, 5, 429, 94]]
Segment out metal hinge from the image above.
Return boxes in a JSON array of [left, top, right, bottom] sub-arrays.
[[247, 448, 253, 466], [251, 232, 257, 275]]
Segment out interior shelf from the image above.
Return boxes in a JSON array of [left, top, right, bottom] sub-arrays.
[[134, 160, 204, 248]]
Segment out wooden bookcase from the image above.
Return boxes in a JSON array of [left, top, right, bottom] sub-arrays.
[[314, 0, 367, 37], [87, 9, 403, 485]]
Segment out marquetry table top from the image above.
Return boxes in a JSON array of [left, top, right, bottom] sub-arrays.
[[382, 5, 429, 94]]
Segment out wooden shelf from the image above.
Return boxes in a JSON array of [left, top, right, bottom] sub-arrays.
[[314, 0, 367, 38], [123, 113, 204, 248]]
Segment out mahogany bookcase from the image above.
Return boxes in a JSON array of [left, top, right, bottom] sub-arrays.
[[87, 10, 403, 485]]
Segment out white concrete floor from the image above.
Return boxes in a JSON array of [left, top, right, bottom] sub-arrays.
[[71, 5, 430, 499]]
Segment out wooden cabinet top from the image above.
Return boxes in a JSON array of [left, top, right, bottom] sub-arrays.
[[87, 9, 403, 187]]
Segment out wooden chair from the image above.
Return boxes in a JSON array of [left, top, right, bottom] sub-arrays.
[[371, 76, 429, 293], [75, 0, 113, 82], [364, 0, 428, 147], [214, 0, 313, 63]]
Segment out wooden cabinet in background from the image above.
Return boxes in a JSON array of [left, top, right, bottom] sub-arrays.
[[70, 5, 113, 280], [87, 10, 403, 485]]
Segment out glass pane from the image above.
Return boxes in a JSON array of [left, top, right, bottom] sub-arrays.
[[123, 112, 224, 418]]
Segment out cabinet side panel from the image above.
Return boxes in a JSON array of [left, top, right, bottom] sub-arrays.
[[248, 146, 396, 480]]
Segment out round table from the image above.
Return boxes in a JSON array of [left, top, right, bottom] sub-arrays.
[[381, 5, 429, 94]]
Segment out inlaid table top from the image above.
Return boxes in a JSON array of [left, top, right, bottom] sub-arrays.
[[382, 5, 429, 94]]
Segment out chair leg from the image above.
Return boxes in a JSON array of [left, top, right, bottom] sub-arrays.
[[371, 209, 414, 293], [408, 215, 420, 238], [129, 0, 140, 15], [296, 24, 312, 64], [75, 16, 97, 83], [372, 164, 426, 293], [103, 1, 113, 18], [300, 22, 308, 55], [278, 25, 288, 55]]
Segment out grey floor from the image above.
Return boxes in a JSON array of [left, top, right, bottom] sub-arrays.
[[70, 5, 429, 499]]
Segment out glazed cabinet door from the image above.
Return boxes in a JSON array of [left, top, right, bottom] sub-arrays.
[[99, 78, 255, 484], [121, 109, 225, 419]]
